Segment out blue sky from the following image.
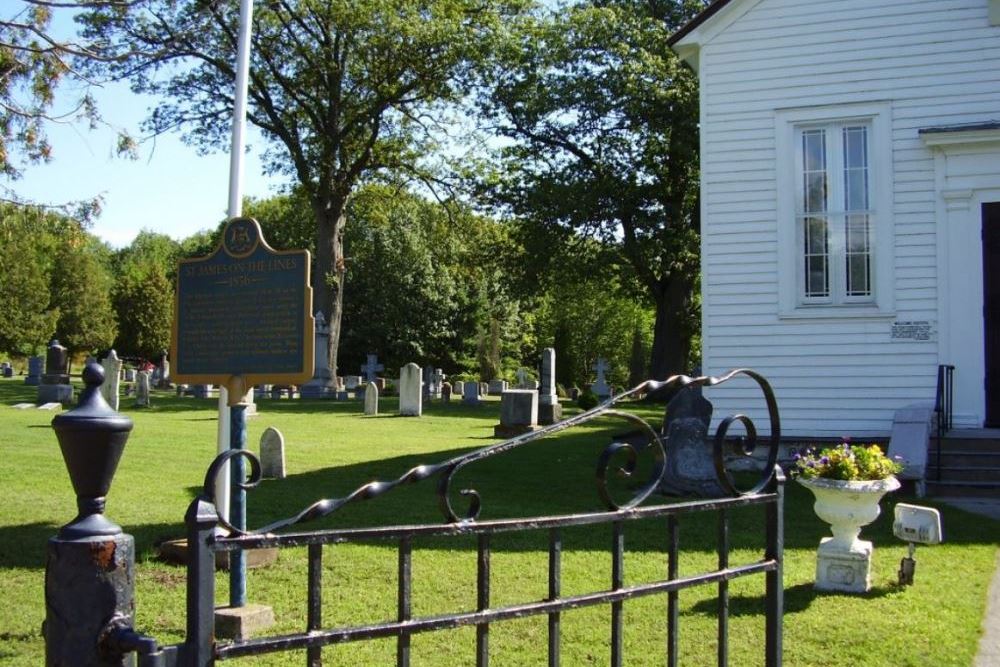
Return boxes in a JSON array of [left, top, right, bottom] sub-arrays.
[[9, 75, 283, 249]]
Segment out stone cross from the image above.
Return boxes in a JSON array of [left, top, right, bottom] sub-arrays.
[[592, 358, 611, 399], [361, 354, 384, 383], [259, 427, 286, 479], [100, 349, 122, 411], [399, 363, 423, 416]]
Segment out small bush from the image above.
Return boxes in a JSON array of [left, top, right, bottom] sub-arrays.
[[577, 390, 598, 410]]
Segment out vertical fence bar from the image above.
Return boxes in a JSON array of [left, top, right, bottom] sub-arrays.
[[229, 404, 248, 608], [477, 533, 491, 667], [548, 528, 561, 667], [717, 509, 730, 667], [611, 521, 624, 667], [766, 468, 785, 667], [397, 537, 412, 667], [667, 515, 679, 667], [307, 543, 323, 667], [184, 497, 218, 665]]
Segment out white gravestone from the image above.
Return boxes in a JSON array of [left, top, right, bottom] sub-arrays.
[[399, 363, 423, 416], [592, 358, 611, 400], [260, 427, 286, 479], [364, 382, 379, 416], [462, 380, 481, 406], [538, 348, 562, 425], [135, 371, 152, 407], [488, 379, 507, 396], [453, 380, 465, 395], [100, 349, 123, 412]]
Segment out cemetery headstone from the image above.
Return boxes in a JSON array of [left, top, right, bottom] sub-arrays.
[[453, 380, 465, 396], [515, 368, 530, 388], [270, 385, 285, 400], [38, 340, 73, 405], [592, 358, 611, 400], [433, 369, 445, 398], [1, 362, 12, 378], [259, 427, 286, 479], [192, 384, 218, 399], [301, 312, 336, 398], [100, 349, 123, 411], [176, 384, 191, 397], [360, 354, 384, 383], [658, 388, 723, 497], [25, 355, 43, 385], [441, 382, 452, 403], [538, 348, 562, 425], [399, 363, 423, 416], [13, 403, 35, 409], [462, 381, 481, 406], [480, 382, 489, 396], [373, 377, 386, 392], [135, 371, 152, 408], [38, 402, 63, 411], [364, 382, 379, 416], [494, 389, 540, 438], [345, 375, 362, 391], [124, 368, 136, 383], [157, 349, 172, 389], [488, 379, 507, 396], [253, 384, 269, 400]]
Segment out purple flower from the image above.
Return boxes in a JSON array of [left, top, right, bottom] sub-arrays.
[[820, 456, 829, 464]]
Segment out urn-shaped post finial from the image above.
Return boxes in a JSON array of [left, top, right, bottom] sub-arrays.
[[51, 362, 134, 540]]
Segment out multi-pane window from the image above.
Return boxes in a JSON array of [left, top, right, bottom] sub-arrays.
[[795, 122, 873, 304]]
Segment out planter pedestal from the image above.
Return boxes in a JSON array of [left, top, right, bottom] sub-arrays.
[[799, 475, 900, 593]]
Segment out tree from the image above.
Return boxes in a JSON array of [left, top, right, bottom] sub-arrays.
[[111, 265, 172, 360], [1, 1, 133, 217], [81, 0, 527, 377], [481, 0, 702, 379], [50, 236, 117, 362]]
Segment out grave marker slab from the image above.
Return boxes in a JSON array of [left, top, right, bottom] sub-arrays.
[[538, 348, 562, 425], [364, 382, 379, 416], [399, 363, 422, 416], [494, 390, 540, 437], [462, 381, 481, 406], [100, 349, 122, 412], [259, 427, 286, 479]]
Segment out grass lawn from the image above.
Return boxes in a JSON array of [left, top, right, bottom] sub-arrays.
[[1, 375, 997, 666]]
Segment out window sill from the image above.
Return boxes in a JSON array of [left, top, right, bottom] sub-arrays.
[[778, 305, 896, 321]]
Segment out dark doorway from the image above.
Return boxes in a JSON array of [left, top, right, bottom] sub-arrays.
[[983, 202, 1000, 426]]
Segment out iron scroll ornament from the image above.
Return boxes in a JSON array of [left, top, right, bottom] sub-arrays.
[[201, 368, 780, 536]]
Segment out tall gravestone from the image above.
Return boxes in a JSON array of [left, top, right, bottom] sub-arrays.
[[364, 382, 379, 416], [259, 427, 286, 479], [135, 371, 152, 408], [453, 380, 465, 396], [25, 355, 44, 385], [658, 388, 723, 497], [300, 312, 336, 398], [592, 358, 611, 400], [441, 381, 452, 403], [38, 340, 73, 405], [157, 349, 172, 389], [100, 349, 123, 411], [538, 348, 562, 425], [399, 363, 423, 416]]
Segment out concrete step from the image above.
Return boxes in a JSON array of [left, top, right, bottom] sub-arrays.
[[925, 465, 1000, 483], [925, 479, 1000, 499], [928, 451, 1000, 467], [937, 437, 1000, 453]]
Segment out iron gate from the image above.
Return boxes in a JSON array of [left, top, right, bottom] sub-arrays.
[[131, 369, 784, 666]]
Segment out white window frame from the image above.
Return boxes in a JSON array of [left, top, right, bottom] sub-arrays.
[[776, 102, 895, 319]]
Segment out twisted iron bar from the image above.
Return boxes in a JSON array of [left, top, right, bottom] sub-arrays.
[[201, 368, 780, 536]]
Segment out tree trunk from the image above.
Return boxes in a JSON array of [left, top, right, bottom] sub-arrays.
[[648, 275, 693, 381], [314, 198, 348, 378]]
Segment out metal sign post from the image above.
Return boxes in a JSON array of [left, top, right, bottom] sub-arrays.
[[172, 217, 313, 614]]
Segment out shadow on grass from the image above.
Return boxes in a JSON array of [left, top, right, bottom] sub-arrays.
[[688, 581, 901, 619], [0, 521, 185, 569]]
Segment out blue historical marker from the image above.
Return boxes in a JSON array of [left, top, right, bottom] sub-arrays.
[[172, 217, 314, 608]]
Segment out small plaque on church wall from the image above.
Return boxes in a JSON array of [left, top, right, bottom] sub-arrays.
[[890, 321, 935, 342]]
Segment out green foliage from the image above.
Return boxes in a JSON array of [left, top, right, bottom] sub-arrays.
[[50, 239, 117, 357], [795, 442, 904, 481], [576, 389, 598, 410], [111, 265, 173, 360], [480, 0, 702, 378]]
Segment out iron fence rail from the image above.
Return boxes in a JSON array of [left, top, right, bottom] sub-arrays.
[[132, 370, 784, 667]]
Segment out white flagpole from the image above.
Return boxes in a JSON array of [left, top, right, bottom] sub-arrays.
[[216, 0, 255, 522]]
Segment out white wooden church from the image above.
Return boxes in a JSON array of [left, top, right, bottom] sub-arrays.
[[670, 0, 1000, 437]]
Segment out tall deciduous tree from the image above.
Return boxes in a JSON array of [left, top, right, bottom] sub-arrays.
[[81, 0, 526, 376], [482, 0, 702, 380]]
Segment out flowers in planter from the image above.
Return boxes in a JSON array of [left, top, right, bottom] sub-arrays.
[[794, 441, 903, 481]]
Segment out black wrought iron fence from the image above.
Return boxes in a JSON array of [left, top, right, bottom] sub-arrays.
[[132, 369, 784, 667]]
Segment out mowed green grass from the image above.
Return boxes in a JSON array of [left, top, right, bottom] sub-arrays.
[[0, 375, 997, 666]]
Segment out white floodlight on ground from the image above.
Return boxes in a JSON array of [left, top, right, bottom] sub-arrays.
[[893, 503, 943, 585]]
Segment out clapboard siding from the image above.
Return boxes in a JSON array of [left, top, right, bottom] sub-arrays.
[[689, 0, 1000, 436]]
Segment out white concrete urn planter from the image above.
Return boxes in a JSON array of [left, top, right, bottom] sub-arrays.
[[798, 475, 900, 593]]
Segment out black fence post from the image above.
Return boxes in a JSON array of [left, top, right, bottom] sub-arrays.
[[44, 362, 147, 665], [184, 495, 220, 665]]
